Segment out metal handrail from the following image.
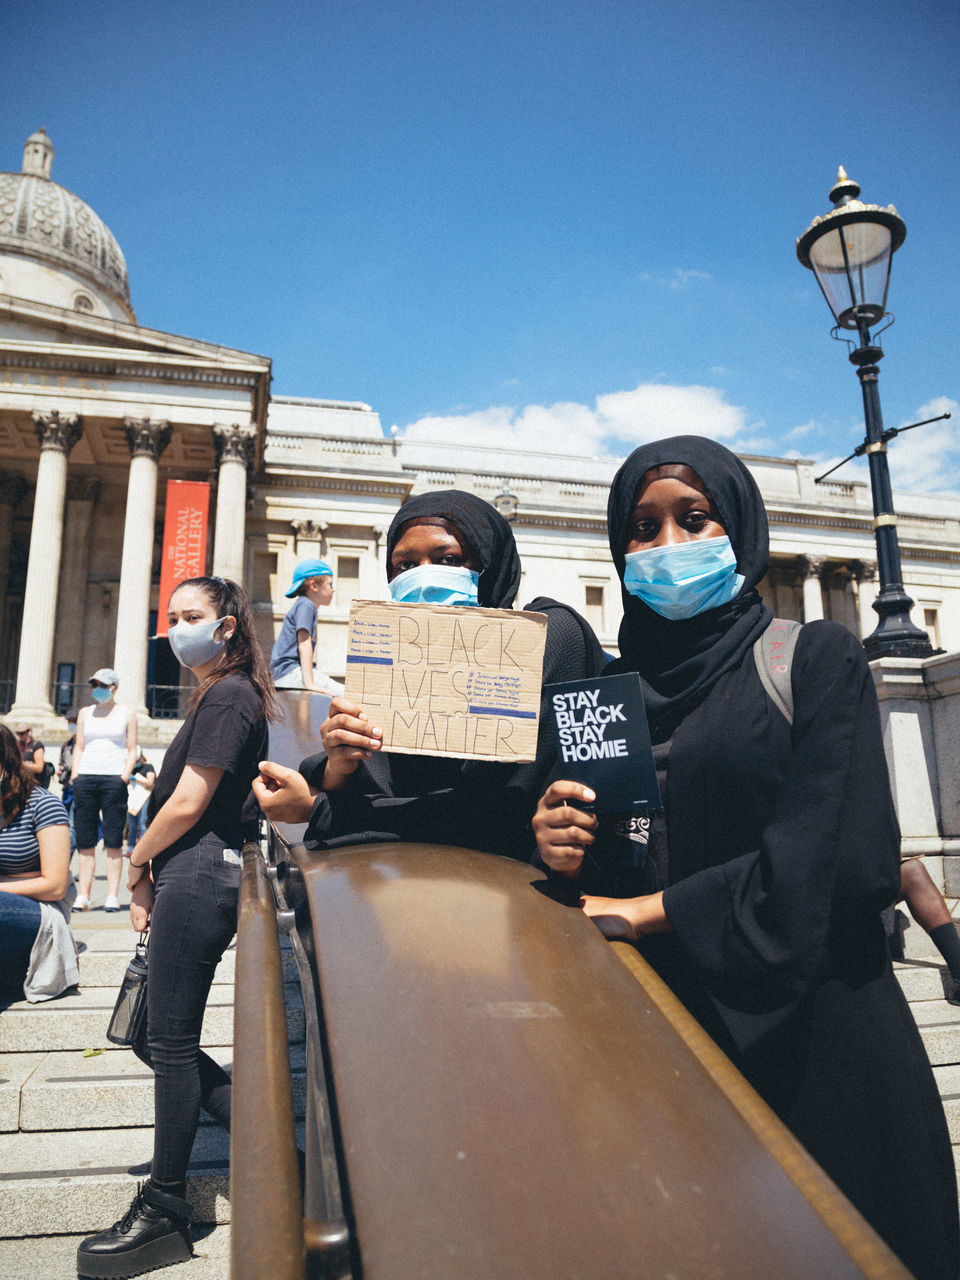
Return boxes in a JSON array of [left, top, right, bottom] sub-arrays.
[[231, 841, 305, 1280], [262, 828, 353, 1280]]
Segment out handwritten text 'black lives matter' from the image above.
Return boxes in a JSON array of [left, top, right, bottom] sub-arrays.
[[344, 604, 546, 762], [551, 687, 628, 762]]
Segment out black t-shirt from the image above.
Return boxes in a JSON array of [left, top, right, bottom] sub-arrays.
[[149, 673, 268, 859]]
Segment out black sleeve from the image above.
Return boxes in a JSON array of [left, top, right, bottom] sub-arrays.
[[186, 682, 261, 777], [662, 622, 901, 1004]]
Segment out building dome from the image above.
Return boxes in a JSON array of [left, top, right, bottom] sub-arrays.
[[0, 129, 135, 322]]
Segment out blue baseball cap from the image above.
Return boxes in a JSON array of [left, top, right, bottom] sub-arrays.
[[284, 559, 334, 598]]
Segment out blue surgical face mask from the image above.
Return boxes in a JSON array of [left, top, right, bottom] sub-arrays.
[[389, 564, 480, 607], [91, 686, 113, 703], [623, 535, 744, 621], [168, 616, 229, 669]]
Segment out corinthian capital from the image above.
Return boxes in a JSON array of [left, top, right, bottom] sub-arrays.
[[214, 423, 256, 468], [123, 417, 172, 461], [853, 559, 878, 584], [33, 410, 83, 456], [799, 554, 826, 580]]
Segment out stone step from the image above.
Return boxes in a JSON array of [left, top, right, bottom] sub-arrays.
[[0, 983, 304, 1054], [0, 1124, 231, 1236], [0, 1118, 307, 1238], [910, 998, 960, 1067], [0, 1222, 231, 1280], [0, 1044, 306, 1133], [70, 937, 298, 989], [76, 944, 234, 991], [932, 1065, 960, 1143], [894, 959, 953, 1003], [898, 907, 960, 965]]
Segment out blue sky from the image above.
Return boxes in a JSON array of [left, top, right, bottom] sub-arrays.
[[2, 0, 958, 491]]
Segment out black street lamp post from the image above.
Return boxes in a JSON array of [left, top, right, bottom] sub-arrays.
[[797, 168, 932, 659]]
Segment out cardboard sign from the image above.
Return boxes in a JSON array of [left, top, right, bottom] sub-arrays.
[[544, 672, 661, 814], [343, 601, 547, 762]]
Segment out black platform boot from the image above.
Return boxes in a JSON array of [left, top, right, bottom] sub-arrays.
[[76, 1181, 193, 1278]]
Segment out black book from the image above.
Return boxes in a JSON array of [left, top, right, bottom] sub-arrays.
[[544, 672, 661, 815]]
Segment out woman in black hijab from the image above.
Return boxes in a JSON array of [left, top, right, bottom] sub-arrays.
[[533, 437, 958, 1280], [256, 490, 605, 859]]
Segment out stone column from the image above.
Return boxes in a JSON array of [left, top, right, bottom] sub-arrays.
[[827, 564, 857, 634], [0, 471, 27, 684], [9, 412, 83, 721], [854, 560, 878, 641], [212, 424, 256, 584], [799, 555, 825, 623], [54, 477, 100, 683], [113, 418, 171, 716]]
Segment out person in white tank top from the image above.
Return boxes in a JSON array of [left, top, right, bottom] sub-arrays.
[[69, 668, 137, 911]]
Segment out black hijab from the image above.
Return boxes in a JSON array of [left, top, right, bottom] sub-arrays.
[[386, 490, 522, 608], [607, 435, 771, 726]]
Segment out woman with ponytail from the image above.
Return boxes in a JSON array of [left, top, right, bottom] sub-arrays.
[[77, 576, 278, 1279]]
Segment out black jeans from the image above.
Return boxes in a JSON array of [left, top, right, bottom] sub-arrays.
[[133, 832, 239, 1192]]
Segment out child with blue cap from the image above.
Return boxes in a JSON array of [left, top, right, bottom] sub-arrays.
[[270, 559, 343, 695]]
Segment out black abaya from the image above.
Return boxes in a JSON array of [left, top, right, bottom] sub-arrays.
[[586, 436, 959, 1280]]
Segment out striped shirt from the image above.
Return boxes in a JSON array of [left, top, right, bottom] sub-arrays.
[[0, 787, 69, 876]]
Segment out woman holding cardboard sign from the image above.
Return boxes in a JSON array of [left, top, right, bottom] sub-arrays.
[[255, 491, 605, 858], [532, 436, 956, 1280]]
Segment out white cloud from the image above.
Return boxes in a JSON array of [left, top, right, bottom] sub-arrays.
[[635, 268, 713, 290], [887, 396, 960, 493], [786, 419, 819, 441], [669, 268, 712, 290], [400, 382, 750, 456]]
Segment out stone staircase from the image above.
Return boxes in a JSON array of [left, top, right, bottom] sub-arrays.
[[0, 876, 305, 1279], [894, 900, 960, 1188]]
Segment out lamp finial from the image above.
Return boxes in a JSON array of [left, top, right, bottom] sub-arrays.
[[829, 166, 860, 207]]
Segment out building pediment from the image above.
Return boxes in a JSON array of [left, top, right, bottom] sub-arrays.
[[0, 292, 271, 366], [0, 295, 271, 468]]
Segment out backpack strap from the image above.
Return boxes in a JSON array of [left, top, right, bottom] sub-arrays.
[[753, 618, 801, 725]]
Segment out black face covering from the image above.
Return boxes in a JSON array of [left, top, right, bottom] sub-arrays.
[[386, 490, 522, 609], [607, 435, 772, 727]]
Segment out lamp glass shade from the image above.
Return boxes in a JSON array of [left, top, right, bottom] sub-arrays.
[[807, 220, 894, 329]]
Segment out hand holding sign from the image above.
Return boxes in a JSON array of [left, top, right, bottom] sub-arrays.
[[320, 696, 383, 791]]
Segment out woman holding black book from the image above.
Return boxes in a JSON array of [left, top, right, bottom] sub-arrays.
[[532, 435, 957, 1280]]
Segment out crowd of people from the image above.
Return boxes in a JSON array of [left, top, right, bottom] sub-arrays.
[[2, 442, 958, 1280]]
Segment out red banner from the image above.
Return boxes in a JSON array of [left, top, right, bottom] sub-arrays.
[[156, 480, 210, 636]]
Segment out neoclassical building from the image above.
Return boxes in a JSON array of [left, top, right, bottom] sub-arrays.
[[3, 129, 960, 746]]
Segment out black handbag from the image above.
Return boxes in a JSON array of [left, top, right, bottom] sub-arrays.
[[106, 933, 149, 1046]]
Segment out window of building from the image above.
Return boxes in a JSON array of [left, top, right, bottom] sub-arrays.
[[336, 555, 360, 608], [584, 584, 604, 632], [923, 607, 940, 650]]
